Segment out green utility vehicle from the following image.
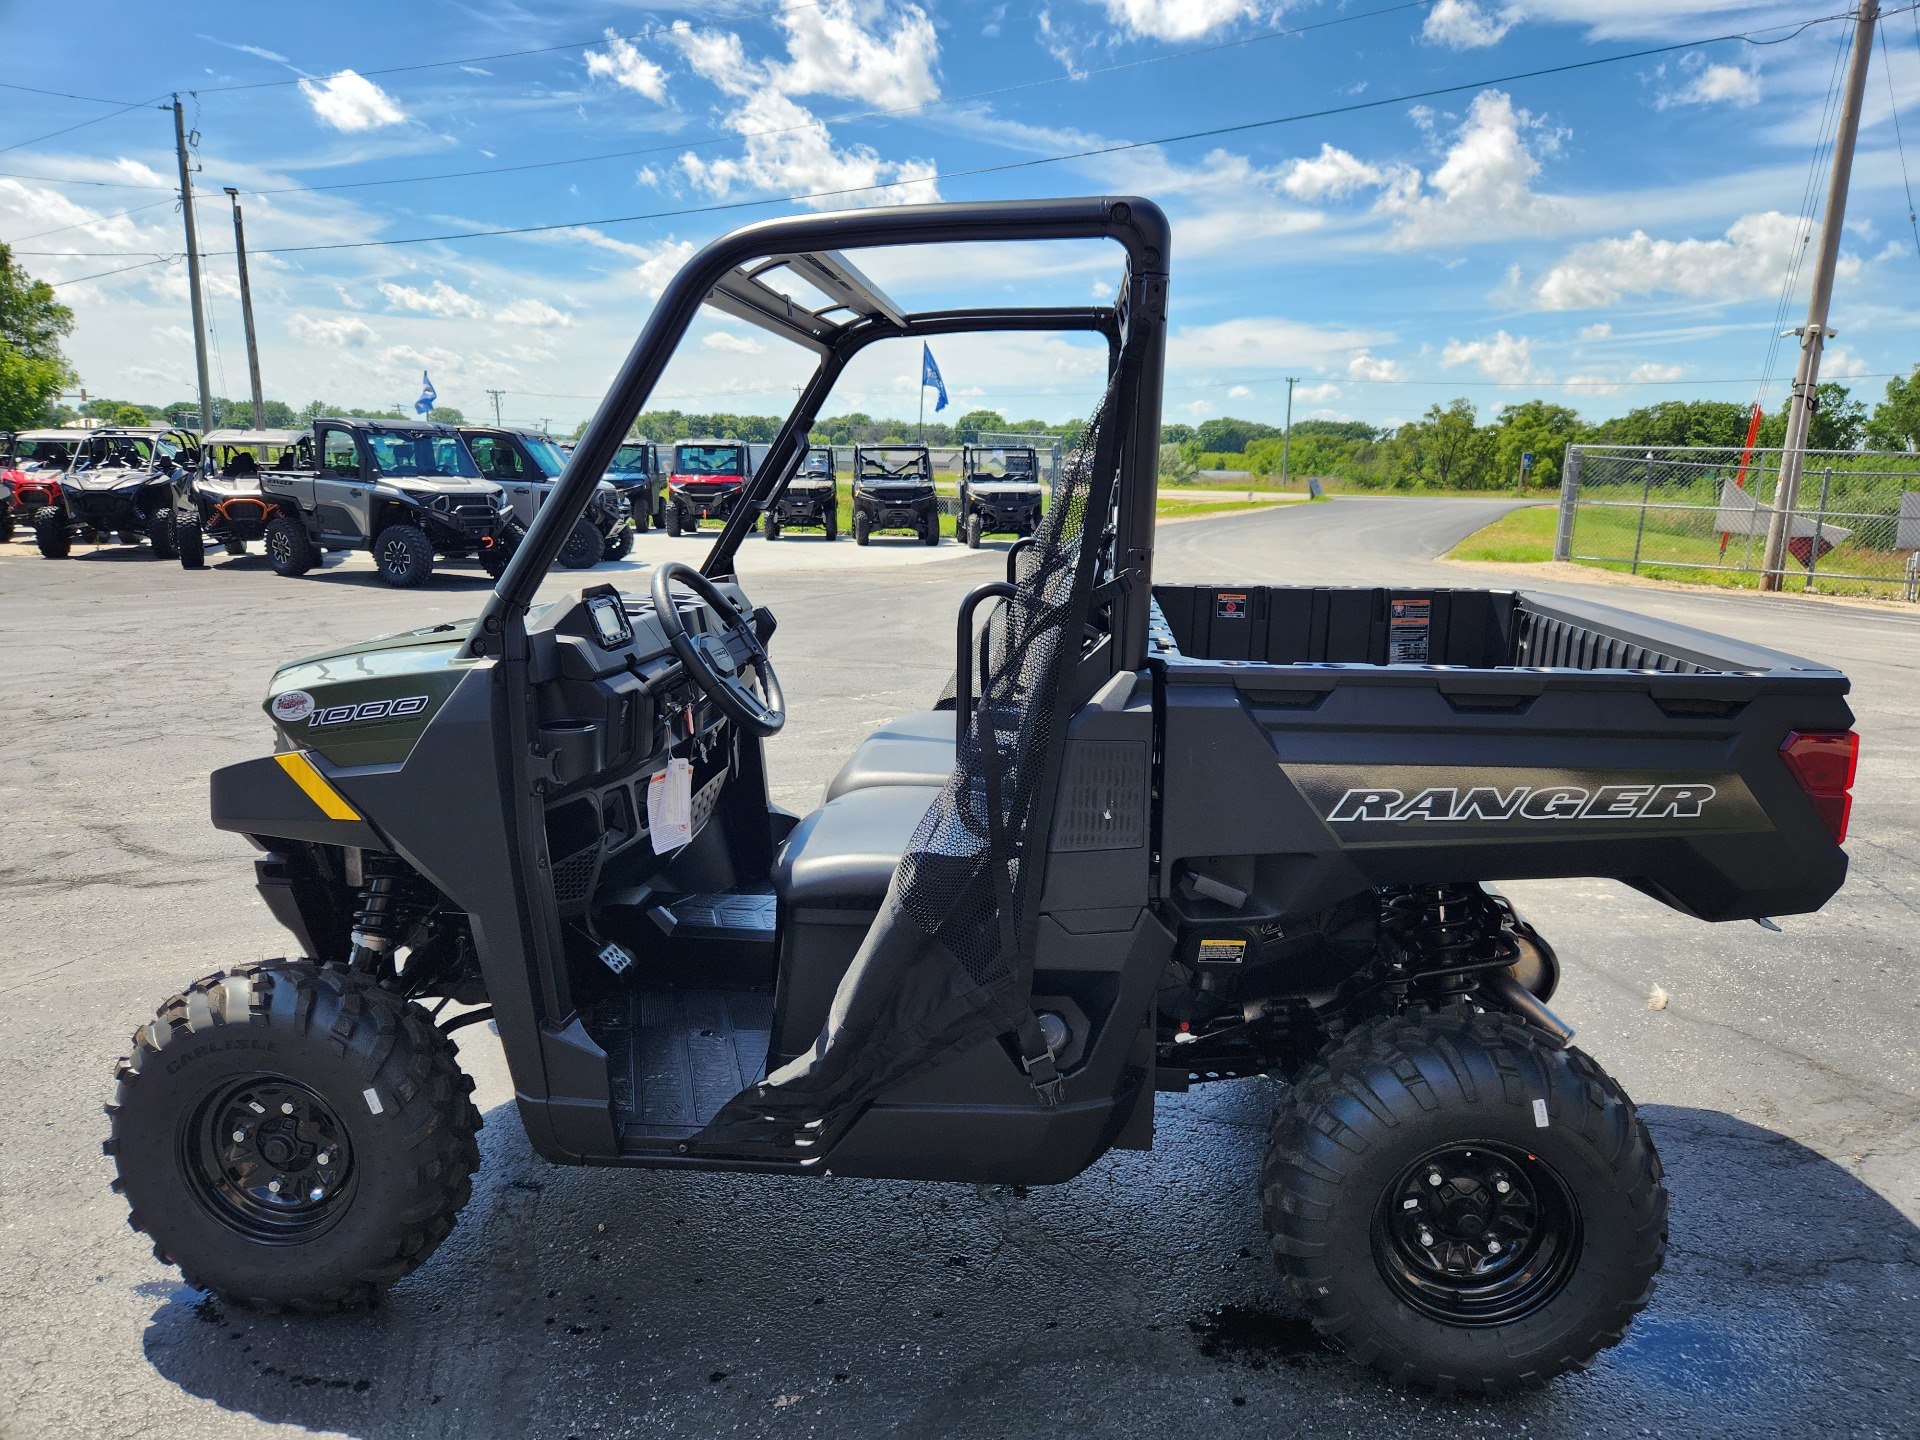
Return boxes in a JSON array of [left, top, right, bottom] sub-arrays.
[[957, 443, 1043, 547], [106, 199, 1859, 1394], [850, 443, 939, 545]]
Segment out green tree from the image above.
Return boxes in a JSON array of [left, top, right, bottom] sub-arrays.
[[1159, 422, 1196, 445], [1755, 382, 1865, 451], [1581, 399, 1751, 449], [1158, 442, 1198, 484], [0, 244, 75, 430], [1494, 399, 1582, 490], [1195, 416, 1280, 454], [950, 407, 1004, 441], [1865, 365, 1920, 451], [1404, 399, 1496, 489]]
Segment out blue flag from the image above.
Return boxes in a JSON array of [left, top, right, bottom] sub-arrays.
[[414, 371, 438, 416], [921, 343, 948, 413]]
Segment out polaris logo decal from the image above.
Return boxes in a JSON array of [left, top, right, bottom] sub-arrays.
[[306, 695, 431, 729], [1327, 782, 1716, 823], [1282, 763, 1770, 839]]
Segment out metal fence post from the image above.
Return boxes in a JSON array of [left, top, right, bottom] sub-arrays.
[[1805, 466, 1834, 591], [1554, 446, 1579, 561], [1629, 449, 1654, 575]]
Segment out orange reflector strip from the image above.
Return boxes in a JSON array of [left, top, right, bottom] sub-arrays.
[[274, 751, 362, 821]]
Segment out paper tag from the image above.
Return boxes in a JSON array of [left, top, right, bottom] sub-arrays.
[[647, 757, 693, 853]]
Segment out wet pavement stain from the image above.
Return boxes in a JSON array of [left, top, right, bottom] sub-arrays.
[[1188, 1304, 1332, 1369]]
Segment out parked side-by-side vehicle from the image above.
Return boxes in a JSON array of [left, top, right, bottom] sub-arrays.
[[105, 198, 1861, 1398], [33, 426, 198, 559], [663, 438, 751, 536], [173, 428, 311, 567], [765, 445, 838, 540], [605, 439, 662, 534], [957, 443, 1043, 547], [462, 425, 630, 567], [851, 442, 939, 545]]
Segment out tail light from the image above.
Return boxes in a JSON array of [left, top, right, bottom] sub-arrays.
[[1780, 730, 1859, 844]]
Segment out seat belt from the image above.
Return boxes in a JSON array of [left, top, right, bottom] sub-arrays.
[[1013, 1011, 1064, 1107]]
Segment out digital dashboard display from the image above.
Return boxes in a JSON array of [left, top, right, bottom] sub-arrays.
[[586, 594, 633, 648]]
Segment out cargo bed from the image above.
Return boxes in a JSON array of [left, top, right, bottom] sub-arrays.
[[1149, 585, 1855, 923]]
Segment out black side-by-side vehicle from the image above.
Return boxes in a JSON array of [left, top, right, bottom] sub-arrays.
[[851, 442, 939, 545], [765, 445, 838, 540], [106, 198, 1859, 1396], [34, 425, 199, 559], [957, 442, 1043, 546]]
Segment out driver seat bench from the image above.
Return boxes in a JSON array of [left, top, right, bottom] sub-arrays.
[[823, 710, 956, 800]]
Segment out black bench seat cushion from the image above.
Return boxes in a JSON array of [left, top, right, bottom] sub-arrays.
[[772, 784, 945, 909], [823, 710, 956, 802]]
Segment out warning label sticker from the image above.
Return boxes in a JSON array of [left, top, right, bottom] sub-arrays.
[[1388, 596, 1431, 664], [1196, 937, 1247, 964], [1215, 592, 1249, 620]]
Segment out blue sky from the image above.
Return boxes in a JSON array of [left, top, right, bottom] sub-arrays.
[[6, 0, 1920, 433]]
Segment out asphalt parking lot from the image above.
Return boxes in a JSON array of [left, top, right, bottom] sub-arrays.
[[1, 499, 1915, 1439]]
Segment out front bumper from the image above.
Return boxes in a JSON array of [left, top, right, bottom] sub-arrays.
[[775, 486, 836, 521], [671, 485, 744, 519]]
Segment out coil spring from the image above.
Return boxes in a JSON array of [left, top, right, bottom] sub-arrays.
[[349, 855, 427, 971], [1380, 883, 1494, 969]]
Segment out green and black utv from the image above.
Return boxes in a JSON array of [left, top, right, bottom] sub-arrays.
[[850, 442, 939, 546], [107, 199, 1860, 1394]]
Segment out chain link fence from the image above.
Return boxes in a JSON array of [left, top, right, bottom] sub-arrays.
[[1555, 444, 1920, 599]]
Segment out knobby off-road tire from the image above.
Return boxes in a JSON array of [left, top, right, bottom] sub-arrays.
[[922, 513, 941, 546], [853, 510, 870, 546], [149, 511, 179, 560], [663, 505, 682, 538], [559, 517, 603, 570], [0, 507, 14, 542], [823, 507, 838, 541], [373, 524, 434, 587], [104, 961, 482, 1312], [764, 515, 781, 541], [965, 512, 982, 548], [33, 505, 70, 558], [177, 515, 207, 569], [1261, 1008, 1667, 1394], [602, 525, 634, 561], [265, 515, 318, 577]]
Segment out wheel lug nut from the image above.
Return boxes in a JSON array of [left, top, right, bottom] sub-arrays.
[[231, 1129, 246, 1143], [1496, 1180, 1511, 1194], [267, 1179, 282, 1194], [1488, 1239, 1502, 1254], [1427, 1172, 1443, 1187], [280, 1102, 295, 1115], [1419, 1230, 1435, 1247], [316, 1152, 331, 1166]]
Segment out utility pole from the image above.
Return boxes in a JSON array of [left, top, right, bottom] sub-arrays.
[[172, 96, 214, 435], [1761, 0, 1878, 590], [222, 188, 265, 429], [1280, 376, 1298, 489], [486, 389, 506, 425]]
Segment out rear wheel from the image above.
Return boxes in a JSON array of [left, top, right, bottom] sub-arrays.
[[0, 508, 13, 542], [373, 524, 434, 587], [823, 507, 838, 541], [1261, 1009, 1666, 1393], [105, 961, 482, 1312], [149, 511, 179, 560], [559, 517, 603, 570], [632, 503, 648, 534], [853, 510, 870, 546], [921, 513, 941, 546], [33, 506, 69, 558], [602, 525, 634, 561], [264, 516, 317, 577], [965, 512, 982, 548], [177, 515, 206, 570]]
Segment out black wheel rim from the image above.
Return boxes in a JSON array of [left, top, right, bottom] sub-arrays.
[[183, 1076, 356, 1243], [1371, 1141, 1581, 1327]]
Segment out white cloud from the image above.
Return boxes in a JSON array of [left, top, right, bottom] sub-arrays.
[[1422, 1, 1521, 50], [1628, 361, 1684, 383], [679, 88, 939, 208], [1184, 399, 1214, 417], [1824, 346, 1871, 379], [1297, 382, 1341, 403], [1281, 144, 1384, 202], [584, 30, 667, 103], [703, 331, 766, 354], [1377, 91, 1564, 246], [1170, 316, 1384, 375], [1098, 0, 1260, 42], [1530, 211, 1844, 309], [1659, 55, 1760, 110], [1228, 384, 1252, 398], [1578, 321, 1612, 340], [1348, 348, 1406, 381], [669, 21, 762, 95], [298, 71, 406, 132], [288, 313, 377, 348], [775, 1, 939, 109], [1442, 330, 1545, 385], [377, 280, 487, 319], [495, 297, 574, 328]]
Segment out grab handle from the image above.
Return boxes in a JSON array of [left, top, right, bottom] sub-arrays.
[[956, 582, 1018, 748]]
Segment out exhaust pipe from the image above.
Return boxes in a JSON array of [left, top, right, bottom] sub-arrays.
[[1484, 967, 1575, 1043]]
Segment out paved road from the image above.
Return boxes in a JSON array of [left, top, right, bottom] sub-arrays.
[[1, 499, 1915, 1439]]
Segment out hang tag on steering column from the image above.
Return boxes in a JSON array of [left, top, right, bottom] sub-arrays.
[[648, 757, 693, 853]]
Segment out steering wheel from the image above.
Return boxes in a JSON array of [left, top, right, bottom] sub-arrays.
[[650, 562, 786, 738]]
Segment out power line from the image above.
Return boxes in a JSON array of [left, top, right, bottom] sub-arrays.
[[161, 15, 1858, 261], [0, 79, 149, 106], [3, 197, 176, 245], [45, 255, 178, 287], [1881, 12, 1920, 259], [0, 95, 168, 159]]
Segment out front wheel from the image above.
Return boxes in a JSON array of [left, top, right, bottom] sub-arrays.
[[0, 507, 14, 542], [921, 513, 941, 546], [373, 524, 435, 587], [823, 507, 838, 541], [663, 506, 682, 538], [149, 511, 179, 560], [33, 506, 70, 558], [764, 515, 781, 541], [105, 962, 482, 1312], [558, 517, 603, 570], [965, 513, 982, 548], [264, 515, 318, 577], [177, 515, 206, 569], [1261, 1009, 1666, 1393], [602, 525, 633, 562], [853, 510, 870, 546]]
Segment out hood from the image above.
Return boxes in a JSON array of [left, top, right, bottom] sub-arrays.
[[967, 479, 1041, 495], [382, 475, 502, 498], [66, 466, 164, 493], [265, 620, 480, 767]]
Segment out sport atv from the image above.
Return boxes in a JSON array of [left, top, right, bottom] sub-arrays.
[[107, 198, 1860, 1395], [256, 418, 518, 587], [764, 445, 838, 540], [172, 427, 311, 568], [851, 443, 939, 546], [663, 438, 750, 537], [462, 425, 632, 566], [33, 425, 198, 560], [957, 442, 1043, 547]]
